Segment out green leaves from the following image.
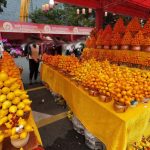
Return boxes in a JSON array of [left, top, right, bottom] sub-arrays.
[[29, 4, 95, 27]]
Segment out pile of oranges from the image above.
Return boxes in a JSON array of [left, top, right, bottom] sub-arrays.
[[70, 59, 150, 106], [42, 54, 62, 68], [0, 52, 22, 87], [43, 54, 150, 107], [42, 54, 79, 74]]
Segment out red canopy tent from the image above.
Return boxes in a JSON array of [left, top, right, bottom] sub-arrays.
[[57, 0, 150, 28]]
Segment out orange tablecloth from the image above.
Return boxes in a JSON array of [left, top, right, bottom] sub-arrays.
[[41, 63, 150, 150]]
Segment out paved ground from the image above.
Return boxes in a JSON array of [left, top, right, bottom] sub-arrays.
[[15, 57, 105, 150]]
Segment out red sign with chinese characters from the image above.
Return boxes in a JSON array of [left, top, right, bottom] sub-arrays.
[[0, 20, 92, 35]]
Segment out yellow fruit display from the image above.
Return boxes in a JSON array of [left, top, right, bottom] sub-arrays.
[[5, 122, 12, 129], [7, 114, 13, 121], [22, 99, 32, 105], [17, 102, 25, 110], [69, 59, 150, 106], [25, 124, 33, 132], [10, 83, 20, 92], [10, 134, 19, 140], [9, 105, 18, 113], [2, 101, 12, 110], [14, 89, 23, 97], [7, 92, 15, 101], [20, 131, 28, 139], [0, 52, 33, 143], [1, 87, 10, 95], [0, 134, 4, 142], [18, 118, 27, 126], [0, 109, 8, 118], [20, 94, 29, 100], [11, 127, 17, 135], [3, 78, 16, 87], [0, 95, 7, 103], [12, 97, 21, 105], [0, 71, 8, 82], [0, 116, 8, 125], [23, 105, 31, 112], [0, 81, 3, 88], [16, 109, 24, 117]]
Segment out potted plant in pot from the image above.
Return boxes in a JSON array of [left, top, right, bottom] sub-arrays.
[[121, 31, 132, 50], [143, 37, 150, 52], [113, 18, 126, 35], [102, 25, 112, 49], [96, 29, 103, 49], [131, 31, 144, 51], [126, 17, 141, 37], [111, 33, 121, 50]]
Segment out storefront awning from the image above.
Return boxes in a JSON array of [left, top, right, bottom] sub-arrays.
[[0, 20, 92, 35]]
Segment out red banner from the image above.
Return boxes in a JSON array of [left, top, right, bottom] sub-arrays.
[[0, 20, 92, 35]]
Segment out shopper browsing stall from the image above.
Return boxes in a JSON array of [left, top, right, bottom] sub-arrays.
[[28, 42, 41, 84]]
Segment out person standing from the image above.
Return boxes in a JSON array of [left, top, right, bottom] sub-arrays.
[[0, 43, 4, 58], [28, 42, 41, 84]]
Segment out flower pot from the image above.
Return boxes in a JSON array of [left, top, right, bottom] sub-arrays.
[[111, 45, 119, 50], [103, 45, 110, 50], [144, 46, 150, 52], [113, 101, 128, 113], [11, 133, 30, 148], [121, 45, 129, 50], [132, 45, 141, 51], [99, 95, 112, 103]]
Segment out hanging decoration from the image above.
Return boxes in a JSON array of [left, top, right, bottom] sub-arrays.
[[82, 8, 86, 14], [88, 8, 92, 13], [77, 9, 80, 15], [42, 0, 55, 12]]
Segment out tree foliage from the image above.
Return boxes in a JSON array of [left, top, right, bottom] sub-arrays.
[[0, 0, 7, 12], [29, 4, 95, 27], [29, 3, 135, 28]]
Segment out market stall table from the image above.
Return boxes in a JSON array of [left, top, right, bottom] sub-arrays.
[[41, 63, 150, 150]]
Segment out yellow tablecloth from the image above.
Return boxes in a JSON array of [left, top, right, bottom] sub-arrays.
[[28, 112, 42, 145], [41, 63, 150, 150]]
